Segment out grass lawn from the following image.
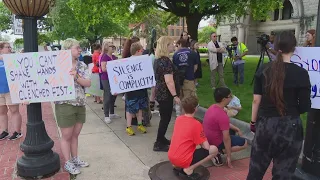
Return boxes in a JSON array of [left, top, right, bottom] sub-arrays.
[[197, 57, 307, 128]]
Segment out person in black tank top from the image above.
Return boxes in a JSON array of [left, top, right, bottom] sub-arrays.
[[247, 31, 311, 180]]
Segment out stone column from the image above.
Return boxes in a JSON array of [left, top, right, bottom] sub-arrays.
[[237, 24, 245, 43]]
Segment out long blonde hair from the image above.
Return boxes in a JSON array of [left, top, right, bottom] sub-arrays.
[[155, 36, 173, 59], [101, 41, 112, 55]]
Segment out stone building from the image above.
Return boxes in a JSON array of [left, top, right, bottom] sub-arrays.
[[217, 0, 318, 54]]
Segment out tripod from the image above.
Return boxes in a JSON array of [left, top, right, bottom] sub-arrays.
[[216, 51, 234, 87], [251, 45, 272, 85]]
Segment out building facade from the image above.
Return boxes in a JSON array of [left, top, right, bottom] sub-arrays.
[[166, 17, 188, 40], [217, 0, 318, 54]]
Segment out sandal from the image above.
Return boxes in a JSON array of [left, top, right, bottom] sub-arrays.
[[150, 101, 155, 111], [173, 168, 201, 180]]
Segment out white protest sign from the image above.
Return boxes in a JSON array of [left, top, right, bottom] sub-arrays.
[[3, 50, 75, 103], [13, 15, 23, 35], [107, 55, 155, 94], [291, 47, 320, 109]]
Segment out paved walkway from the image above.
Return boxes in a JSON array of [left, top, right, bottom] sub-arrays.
[[0, 103, 69, 180]]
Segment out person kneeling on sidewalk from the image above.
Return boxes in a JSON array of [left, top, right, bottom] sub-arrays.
[[203, 87, 248, 168], [168, 96, 218, 180]]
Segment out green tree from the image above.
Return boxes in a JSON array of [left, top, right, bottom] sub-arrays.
[[198, 26, 216, 43], [50, 0, 130, 45], [0, 2, 12, 32], [129, 0, 282, 40]]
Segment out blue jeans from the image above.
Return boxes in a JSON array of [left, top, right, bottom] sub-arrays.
[[232, 63, 244, 85]]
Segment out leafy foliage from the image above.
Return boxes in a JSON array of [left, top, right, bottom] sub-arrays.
[[0, 2, 12, 33], [198, 26, 216, 43]]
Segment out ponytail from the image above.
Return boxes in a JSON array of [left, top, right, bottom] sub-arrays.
[[263, 51, 286, 116]]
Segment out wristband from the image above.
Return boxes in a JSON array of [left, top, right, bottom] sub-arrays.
[[173, 95, 178, 98], [250, 121, 256, 125]]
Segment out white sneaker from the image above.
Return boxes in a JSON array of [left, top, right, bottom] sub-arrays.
[[122, 96, 125, 101], [110, 114, 121, 119], [72, 156, 89, 168], [64, 161, 80, 175], [104, 117, 112, 124]]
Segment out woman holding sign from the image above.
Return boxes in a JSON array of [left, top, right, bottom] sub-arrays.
[[153, 36, 181, 152], [0, 42, 23, 141], [248, 31, 311, 179], [55, 39, 91, 175]]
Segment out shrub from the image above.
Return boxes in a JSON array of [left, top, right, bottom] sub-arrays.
[[198, 48, 208, 53]]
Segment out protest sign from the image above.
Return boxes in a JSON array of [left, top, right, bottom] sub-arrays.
[[291, 47, 320, 109], [3, 50, 75, 103], [107, 55, 155, 94]]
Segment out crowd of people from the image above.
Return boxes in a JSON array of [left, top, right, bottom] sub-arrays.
[[0, 28, 316, 179]]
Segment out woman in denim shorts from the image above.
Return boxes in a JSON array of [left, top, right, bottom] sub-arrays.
[[55, 38, 91, 175]]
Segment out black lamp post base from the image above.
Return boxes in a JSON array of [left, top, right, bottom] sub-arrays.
[[17, 150, 60, 178]]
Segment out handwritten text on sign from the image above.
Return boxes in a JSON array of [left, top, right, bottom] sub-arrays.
[[3, 50, 75, 103], [291, 47, 320, 109], [107, 55, 155, 94]]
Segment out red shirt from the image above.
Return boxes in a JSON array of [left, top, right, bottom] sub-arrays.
[[168, 116, 207, 168], [92, 51, 100, 73], [203, 104, 230, 146]]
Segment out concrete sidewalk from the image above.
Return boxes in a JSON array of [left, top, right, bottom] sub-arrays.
[[71, 96, 252, 180]]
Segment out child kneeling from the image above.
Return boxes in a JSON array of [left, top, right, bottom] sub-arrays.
[[168, 96, 218, 180]]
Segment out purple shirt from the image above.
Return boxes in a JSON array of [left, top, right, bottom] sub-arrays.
[[99, 54, 117, 80]]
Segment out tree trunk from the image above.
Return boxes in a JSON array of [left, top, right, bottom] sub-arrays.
[[186, 14, 203, 41]]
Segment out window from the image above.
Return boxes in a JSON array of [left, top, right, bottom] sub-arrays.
[[170, 29, 174, 36], [176, 29, 180, 36], [282, 0, 293, 20], [273, 9, 279, 21]]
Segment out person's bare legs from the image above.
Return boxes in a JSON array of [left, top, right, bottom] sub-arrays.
[[8, 105, 22, 133], [60, 126, 74, 162], [126, 112, 133, 127], [71, 123, 83, 158], [136, 110, 142, 124], [184, 146, 218, 175], [222, 141, 248, 154], [0, 105, 8, 132]]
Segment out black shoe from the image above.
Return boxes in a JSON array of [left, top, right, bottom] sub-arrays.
[[163, 138, 171, 145], [153, 142, 169, 152], [212, 153, 223, 167], [174, 168, 201, 180], [0, 131, 9, 140], [8, 132, 23, 141]]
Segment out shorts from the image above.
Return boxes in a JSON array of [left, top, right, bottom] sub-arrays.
[[125, 96, 148, 114], [190, 148, 210, 166], [218, 135, 246, 150], [181, 80, 196, 99], [55, 103, 86, 128], [0, 93, 15, 106]]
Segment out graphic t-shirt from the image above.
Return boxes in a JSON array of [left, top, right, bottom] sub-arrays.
[[168, 116, 207, 168], [0, 60, 9, 94], [203, 104, 230, 146], [172, 48, 197, 81], [99, 54, 117, 80]]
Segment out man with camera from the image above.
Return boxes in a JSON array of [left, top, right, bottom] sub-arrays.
[[207, 32, 227, 89], [231, 37, 248, 86], [266, 33, 277, 61]]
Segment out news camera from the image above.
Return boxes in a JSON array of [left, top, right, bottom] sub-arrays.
[[257, 34, 270, 46]]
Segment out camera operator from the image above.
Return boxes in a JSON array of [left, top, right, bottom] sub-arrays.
[[231, 37, 248, 86], [266, 33, 277, 61]]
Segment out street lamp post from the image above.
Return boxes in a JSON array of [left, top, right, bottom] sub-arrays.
[[3, 0, 60, 178]]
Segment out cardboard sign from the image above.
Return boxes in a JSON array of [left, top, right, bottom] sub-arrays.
[[291, 47, 320, 109], [3, 50, 75, 103], [107, 55, 155, 94]]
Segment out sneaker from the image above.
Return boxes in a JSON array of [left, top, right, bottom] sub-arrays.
[[104, 117, 112, 124], [212, 153, 223, 167], [122, 96, 125, 101], [137, 125, 147, 134], [126, 126, 135, 136], [153, 142, 169, 152], [110, 114, 121, 119], [72, 156, 89, 168], [64, 161, 80, 175], [0, 131, 9, 140], [8, 132, 23, 140]]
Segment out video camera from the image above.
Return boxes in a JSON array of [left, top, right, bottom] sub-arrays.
[[257, 34, 270, 46], [226, 44, 237, 55]]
